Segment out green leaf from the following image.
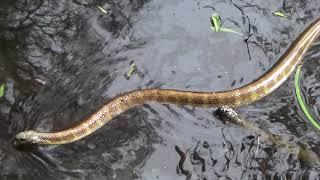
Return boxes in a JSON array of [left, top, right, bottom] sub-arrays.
[[211, 14, 221, 32], [0, 83, 5, 98], [97, 5, 108, 14], [126, 63, 137, 79], [272, 11, 291, 19], [294, 65, 320, 130], [210, 14, 243, 36]]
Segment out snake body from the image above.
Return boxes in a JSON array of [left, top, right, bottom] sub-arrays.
[[14, 17, 320, 146]]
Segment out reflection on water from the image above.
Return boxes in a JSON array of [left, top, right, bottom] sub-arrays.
[[0, 0, 320, 179]]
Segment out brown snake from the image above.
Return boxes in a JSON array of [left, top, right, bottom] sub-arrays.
[[13, 17, 320, 146]]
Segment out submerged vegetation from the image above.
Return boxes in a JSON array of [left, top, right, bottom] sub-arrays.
[[0, 83, 5, 98], [294, 65, 320, 130]]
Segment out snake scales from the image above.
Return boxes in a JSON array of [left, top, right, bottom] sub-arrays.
[[13, 17, 320, 146]]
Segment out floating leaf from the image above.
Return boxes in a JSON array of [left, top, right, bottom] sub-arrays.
[[210, 14, 243, 36], [211, 14, 222, 32], [0, 83, 5, 98], [126, 63, 137, 79], [294, 65, 320, 130], [272, 11, 291, 19], [97, 5, 108, 14]]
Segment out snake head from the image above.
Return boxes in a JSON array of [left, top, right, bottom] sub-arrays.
[[12, 130, 39, 149]]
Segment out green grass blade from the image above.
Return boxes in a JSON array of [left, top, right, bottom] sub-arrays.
[[97, 5, 108, 14], [0, 83, 5, 98], [294, 65, 320, 130], [219, 27, 244, 36]]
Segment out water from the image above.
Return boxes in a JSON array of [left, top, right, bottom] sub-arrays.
[[0, 0, 320, 179]]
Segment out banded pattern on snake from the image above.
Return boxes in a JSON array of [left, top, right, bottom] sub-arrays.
[[13, 17, 320, 146]]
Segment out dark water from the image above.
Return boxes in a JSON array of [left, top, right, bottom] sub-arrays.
[[1, 0, 320, 179]]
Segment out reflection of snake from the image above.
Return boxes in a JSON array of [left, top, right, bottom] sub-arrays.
[[215, 106, 320, 167], [13, 18, 320, 146]]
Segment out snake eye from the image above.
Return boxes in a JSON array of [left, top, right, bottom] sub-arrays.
[[18, 137, 26, 143], [13, 137, 27, 146], [12, 136, 35, 151]]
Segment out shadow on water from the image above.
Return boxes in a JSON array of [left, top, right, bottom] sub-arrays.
[[0, 0, 320, 179]]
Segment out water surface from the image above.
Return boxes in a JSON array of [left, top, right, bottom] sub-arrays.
[[0, 0, 320, 179]]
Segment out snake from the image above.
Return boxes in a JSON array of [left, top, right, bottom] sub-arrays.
[[13, 17, 320, 146]]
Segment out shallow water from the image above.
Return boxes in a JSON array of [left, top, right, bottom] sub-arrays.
[[0, 0, 320, 179]]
